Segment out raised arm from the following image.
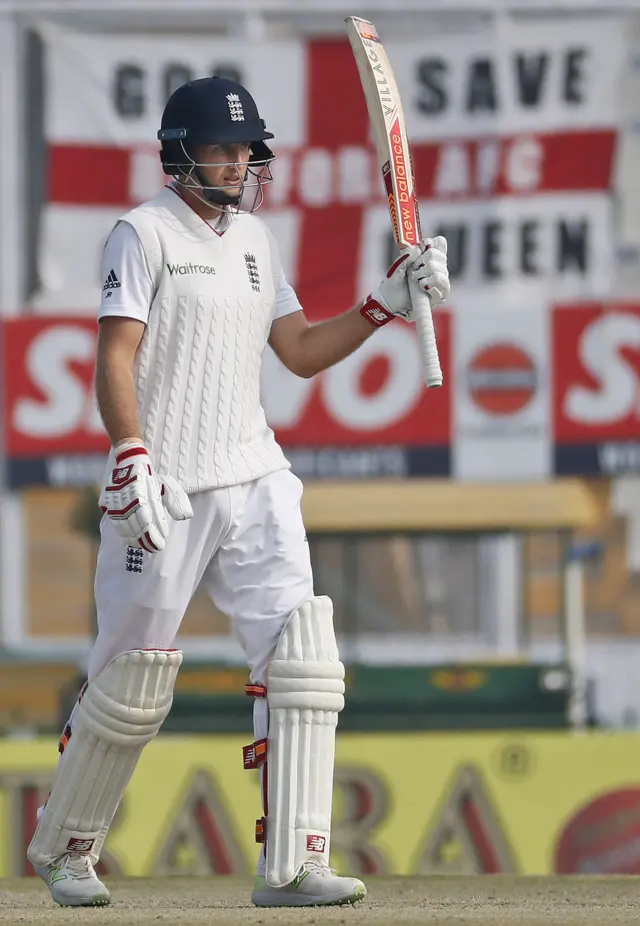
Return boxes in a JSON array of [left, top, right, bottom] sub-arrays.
[[269, 238, 449, 379]]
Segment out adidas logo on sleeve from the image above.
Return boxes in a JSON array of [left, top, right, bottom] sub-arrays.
[[102, 269, 121, 292]]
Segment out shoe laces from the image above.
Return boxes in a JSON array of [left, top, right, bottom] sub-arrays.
[[300, 858, 336, 877], [61, 853, 93, 877]]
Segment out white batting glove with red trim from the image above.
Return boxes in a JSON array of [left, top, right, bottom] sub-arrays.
[[99, 441, 193, 553], [359, 236, 450, 328], [409, 236, 450, 308]]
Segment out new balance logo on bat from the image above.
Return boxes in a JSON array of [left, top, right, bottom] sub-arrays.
[[102, 269, 121, 291]]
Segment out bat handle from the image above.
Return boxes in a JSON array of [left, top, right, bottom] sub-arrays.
[[408, 274, 443, 388]]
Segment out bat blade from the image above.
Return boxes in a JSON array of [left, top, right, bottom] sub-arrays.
[[346, 15, 443, 388]]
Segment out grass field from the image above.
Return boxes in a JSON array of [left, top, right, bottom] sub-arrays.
[[1, 876, 640, 925]]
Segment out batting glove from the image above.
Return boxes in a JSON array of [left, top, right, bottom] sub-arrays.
[[99, 441, 193, 553], [359, 236, 450, 327]]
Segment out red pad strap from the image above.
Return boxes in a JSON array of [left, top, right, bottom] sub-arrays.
[[244, 683, 269, 847], [243, 738, 267, 770], [359, 296, 395, 328], [245, 683, 267, 698], [58, 723, 72, 756]]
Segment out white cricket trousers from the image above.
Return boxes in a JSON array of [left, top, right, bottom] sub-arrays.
[[52, 469, 314, 877], [90, 468, 314, 685]]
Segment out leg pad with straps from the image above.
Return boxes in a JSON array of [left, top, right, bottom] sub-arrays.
[[28, 649, 181, 866], [244, 597, 345, 887]]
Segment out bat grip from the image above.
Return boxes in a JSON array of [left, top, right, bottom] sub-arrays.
[[408, 275, 443, 388]]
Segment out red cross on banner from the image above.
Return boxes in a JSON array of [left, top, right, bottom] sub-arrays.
[[294, 39, 369, 322], [36, 32, 619, 473], [265, 39, 451, 453]]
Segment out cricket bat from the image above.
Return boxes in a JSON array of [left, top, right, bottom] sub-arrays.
[[346, 16, 443, 388]]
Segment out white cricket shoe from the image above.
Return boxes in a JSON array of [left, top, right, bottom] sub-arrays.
[[32, 853, 111, 907], [252, 859, 366, 907]]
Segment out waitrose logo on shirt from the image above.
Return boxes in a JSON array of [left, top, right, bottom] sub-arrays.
[[166, 262, 216, 276]]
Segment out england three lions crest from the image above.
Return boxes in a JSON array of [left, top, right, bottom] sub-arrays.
[[244, 253, 260, 292]]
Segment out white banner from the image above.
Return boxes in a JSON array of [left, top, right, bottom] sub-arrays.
[[453, 307, 551, 480], [391, 20, 623, 138], [32, 18, 625, 316], [42, 20, 622, 142], [361, 194, 613, 311], [42, 26, 305, 146]]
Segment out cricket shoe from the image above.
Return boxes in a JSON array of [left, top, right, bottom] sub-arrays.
[[252, 859, 366, 907], [32, 853, 111, 907]]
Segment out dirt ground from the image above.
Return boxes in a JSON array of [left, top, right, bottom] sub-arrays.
[[1, 876, 640, 926]]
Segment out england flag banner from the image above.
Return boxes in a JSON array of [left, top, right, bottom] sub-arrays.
[[16, 18, 626, 482]]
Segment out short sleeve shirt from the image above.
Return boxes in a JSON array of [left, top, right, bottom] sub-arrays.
[[98, 220, 303, 324]]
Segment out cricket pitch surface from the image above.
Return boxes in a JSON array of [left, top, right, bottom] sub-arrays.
[[1, 876, 639, 925]]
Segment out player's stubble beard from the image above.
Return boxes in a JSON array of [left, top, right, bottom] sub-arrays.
[[176, 166, 243, 215], [194, 163, 245, 209], [201, 187, 242, 208]]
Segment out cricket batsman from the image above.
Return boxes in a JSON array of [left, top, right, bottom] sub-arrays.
[[27, 76, 450, 907]]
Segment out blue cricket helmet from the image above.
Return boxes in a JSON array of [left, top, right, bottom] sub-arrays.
[[158, 76, 275, 175]]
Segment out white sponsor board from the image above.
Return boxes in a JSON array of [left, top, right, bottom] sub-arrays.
[[453, 307, 551, 481]]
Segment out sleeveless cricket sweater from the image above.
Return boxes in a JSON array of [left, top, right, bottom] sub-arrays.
[[118, 186, 290, 492]]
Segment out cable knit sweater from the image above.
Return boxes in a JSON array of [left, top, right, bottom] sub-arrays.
[[112, 187, 290, 491]]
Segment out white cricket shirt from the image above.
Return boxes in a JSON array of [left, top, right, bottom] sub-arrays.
[[99, 210, 303, 325], [98, 186, 299, 491]]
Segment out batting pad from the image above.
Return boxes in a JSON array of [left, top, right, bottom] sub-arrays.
[[28, 649, 182, 866], [265, 597, 345, 887]]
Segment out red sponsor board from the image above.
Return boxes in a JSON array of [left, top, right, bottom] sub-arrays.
[[14, 306, 640, 480], [271, 312, 450, 447], [553, 303, 640, 443], [2, 318, 108, 457], [1, 315, 451, 462]]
